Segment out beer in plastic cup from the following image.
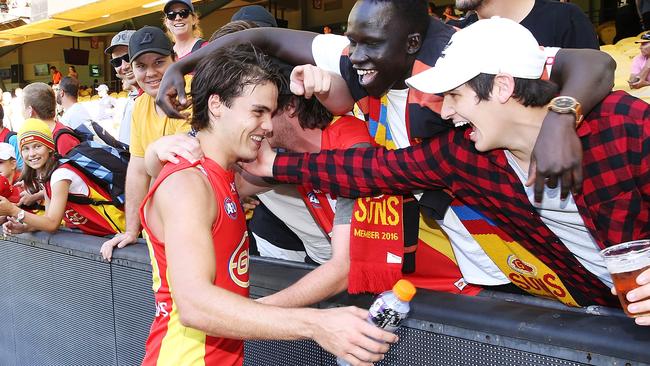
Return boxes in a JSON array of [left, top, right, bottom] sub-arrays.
[[600, 240, 650, 317]]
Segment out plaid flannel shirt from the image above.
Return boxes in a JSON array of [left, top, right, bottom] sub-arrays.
[[274, 91, 650, 304]]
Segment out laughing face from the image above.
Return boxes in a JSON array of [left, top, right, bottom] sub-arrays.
[[111, 45, 136, 88], [441, 84, 503, 152], [214, 82, 278, 164], [132, 52, 174, 97], [345, 1, 416, 97], [164, 3, 197, 40]]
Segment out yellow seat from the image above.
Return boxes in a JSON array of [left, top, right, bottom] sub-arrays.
[[600, 44, 617, 53], [90, 95, 100, 101], [615, 36, 638, 49], [602, 48, 633, 91], [597, 21, 616, 45]]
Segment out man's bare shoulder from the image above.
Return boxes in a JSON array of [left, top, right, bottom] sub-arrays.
[[153, 167, 215, 215]]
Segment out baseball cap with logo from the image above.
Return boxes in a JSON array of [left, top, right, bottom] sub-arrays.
[[636, 32, 650, 43], [128, 26, 173, 62], [231, 5, 277, 28], [0, 142, 16, 161], [164, 0, 194, 13], [406, 17, 546, 95], [105, 30, 136, 55]]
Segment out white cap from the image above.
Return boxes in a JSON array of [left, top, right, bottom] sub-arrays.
[[96, 84, 109, 92], [406, 17, 546, 94], [0, 142, 16, 160]]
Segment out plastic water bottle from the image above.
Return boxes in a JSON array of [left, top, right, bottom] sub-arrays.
[[336, 279, 417, 366]]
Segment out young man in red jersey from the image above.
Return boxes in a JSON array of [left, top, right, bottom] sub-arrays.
[[139, 44, 396, 366]]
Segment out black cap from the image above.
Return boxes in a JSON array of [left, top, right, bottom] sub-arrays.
[[231, 5, 277, 28], [164, 0, 194, 13], [129, 26, 173, 62]]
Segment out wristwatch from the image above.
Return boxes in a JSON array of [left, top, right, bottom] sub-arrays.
[[15, 209, 25, 224], [548, 96, 584, 126]]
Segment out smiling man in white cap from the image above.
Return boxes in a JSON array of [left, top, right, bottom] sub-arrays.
[[248, 17, 650, 318]]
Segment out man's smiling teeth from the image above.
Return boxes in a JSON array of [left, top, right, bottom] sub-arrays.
[[356, 69, 376, 76], [454, 121, 470, 127], [250, 135, 263, 142]]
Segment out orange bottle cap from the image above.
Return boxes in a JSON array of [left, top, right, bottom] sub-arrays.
[[393, 279, 416, 302]]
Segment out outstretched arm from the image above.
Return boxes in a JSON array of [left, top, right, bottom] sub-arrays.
[[157, 28, 319, 118], [243, 139, 449, 198], [529, 48, 615, 202], [259, 221, 351, 307], [0, 180, 71, 234]]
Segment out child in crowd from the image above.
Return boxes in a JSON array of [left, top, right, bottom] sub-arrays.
[[0, 118, 125, 236], [0, 142, 20, 203], [629, 32, 650, 89]]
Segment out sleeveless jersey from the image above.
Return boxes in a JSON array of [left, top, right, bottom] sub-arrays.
[[140, 157, 249, 366], [44, 163, 125, 236]]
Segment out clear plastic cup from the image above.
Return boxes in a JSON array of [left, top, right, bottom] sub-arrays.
[[600, 240, 650, 317]]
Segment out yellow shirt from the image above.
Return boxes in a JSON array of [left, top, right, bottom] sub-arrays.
[[130, 78, 192, 157]]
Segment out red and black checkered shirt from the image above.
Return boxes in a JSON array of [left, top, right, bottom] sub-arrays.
[[274, 91, 650, 306]]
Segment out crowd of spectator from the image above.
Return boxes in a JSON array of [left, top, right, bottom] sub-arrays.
[[0, 1, 648, 365]]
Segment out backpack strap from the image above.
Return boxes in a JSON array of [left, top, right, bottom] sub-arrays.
[[53, 127, 82, 149], [66, 194, 113, 206], [191, 38, 205, 53]]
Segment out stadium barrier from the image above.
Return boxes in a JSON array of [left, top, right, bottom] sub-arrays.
[[1, 231, 649, 366]]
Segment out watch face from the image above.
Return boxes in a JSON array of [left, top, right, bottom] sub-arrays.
[[554, 97, 575, 109]]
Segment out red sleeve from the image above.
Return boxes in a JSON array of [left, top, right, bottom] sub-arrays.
[[321, 115, 374, 149], [8, 184, 22, 203], [56, 134, 80, 156]]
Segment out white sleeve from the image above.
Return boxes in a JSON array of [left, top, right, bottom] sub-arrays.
[[311, 34, 350, 76], [51, 168, 89, 196], [543, 47, 560, 79]]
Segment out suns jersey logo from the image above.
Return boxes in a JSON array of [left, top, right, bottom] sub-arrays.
[[224, 197, 238, 220], [229, 232, 250, 288], [507, 255, 538, 276], [65, 209, 88, 225]]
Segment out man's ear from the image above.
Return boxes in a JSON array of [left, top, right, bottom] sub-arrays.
[[406, 33, 422, 55], [208, 94, 222, 119], [493, 74, 516, 104]]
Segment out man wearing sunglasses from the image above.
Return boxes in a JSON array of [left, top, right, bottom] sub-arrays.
[[100, 26, 191, 262], [104, 29, 139, 146], [163, 0, 207, 59]]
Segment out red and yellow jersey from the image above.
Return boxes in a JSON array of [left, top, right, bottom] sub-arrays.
[[44, 163, 125, 236], [140, 157, 249, 366]]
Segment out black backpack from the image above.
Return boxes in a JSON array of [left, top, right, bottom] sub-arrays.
[[58, 141, 130, 207]]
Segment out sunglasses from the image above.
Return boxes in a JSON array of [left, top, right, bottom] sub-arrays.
[[110, 54, 130, 68], [165, 9, 192, 20]]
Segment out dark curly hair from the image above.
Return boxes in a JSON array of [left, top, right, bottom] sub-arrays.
[[466, 73, 558, 107], [190, 44, 283, 131]]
